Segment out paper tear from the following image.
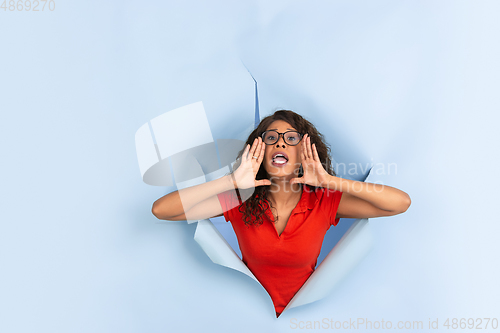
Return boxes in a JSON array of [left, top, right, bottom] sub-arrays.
[[136, 101, 375, 316], [241, 63, 261, 129], [194, 219, 258, 282]]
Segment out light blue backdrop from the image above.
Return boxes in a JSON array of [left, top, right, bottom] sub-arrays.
[[1, 0, 499, 332]]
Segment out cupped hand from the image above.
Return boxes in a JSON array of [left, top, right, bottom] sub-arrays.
[[290, 134, 331, 187], [232, 137, 272, 189]]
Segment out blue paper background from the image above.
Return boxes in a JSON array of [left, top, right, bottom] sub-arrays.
[[1, 0, 499, 332]]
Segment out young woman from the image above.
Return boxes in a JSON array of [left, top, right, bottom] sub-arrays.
[[152, 110, 411, 317]]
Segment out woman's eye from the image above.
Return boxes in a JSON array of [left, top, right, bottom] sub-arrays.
[[288, 137, 296, 141], [267, 135, 276, 140]]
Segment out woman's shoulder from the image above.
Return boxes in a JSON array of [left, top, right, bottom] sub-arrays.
[[307, 185, 341, 204], [303, 184, 333, 195], [217, 188, 242, 209]]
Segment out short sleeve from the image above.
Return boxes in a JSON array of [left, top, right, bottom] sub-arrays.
[[323, 189, 343, 227], [216, 189, 241, 223]]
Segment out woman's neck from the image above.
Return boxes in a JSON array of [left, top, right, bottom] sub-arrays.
[[267, 178, 302, 207]]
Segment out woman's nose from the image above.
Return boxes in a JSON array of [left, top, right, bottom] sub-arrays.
[[275, 140, 286, 148], [275, 134, 286, 147]]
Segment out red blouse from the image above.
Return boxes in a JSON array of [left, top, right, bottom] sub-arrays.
[[217, 185, 343, 316]]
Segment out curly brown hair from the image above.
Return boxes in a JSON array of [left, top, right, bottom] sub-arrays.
[[229, 110, 337, 227]]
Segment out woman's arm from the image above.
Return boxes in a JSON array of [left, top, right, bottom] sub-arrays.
[[327, 176, 411, 219], [291, 134, 410, 219], [152, 174, 234, 220], [152, 137, 270, 221]]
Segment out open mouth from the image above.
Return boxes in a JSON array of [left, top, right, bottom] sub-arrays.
[[272, 153, 289, 167]]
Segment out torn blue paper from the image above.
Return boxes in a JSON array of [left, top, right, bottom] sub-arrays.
[[135, 99, 375, 315]]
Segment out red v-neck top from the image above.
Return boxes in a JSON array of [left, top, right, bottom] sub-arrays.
[[217, 185, 343, 316]]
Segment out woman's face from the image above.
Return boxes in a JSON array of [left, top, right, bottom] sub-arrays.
[[262, 120, 304, 179]]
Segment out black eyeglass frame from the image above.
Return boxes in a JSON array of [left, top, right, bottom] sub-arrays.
[[260, 130, 304, 146]]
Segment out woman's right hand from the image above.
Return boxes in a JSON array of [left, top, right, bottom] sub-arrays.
[[232, 137, 272, 189]]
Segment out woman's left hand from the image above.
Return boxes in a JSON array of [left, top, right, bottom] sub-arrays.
[[290, 134, 332, 187]]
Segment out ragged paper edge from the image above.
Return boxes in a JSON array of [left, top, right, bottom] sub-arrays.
[[137, 101, 379, 315], [194, 219, 259, 282]]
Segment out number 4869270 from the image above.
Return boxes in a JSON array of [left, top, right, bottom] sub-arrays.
[[1, 0, 56, 11]]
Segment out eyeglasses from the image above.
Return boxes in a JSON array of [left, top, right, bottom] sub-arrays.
[[261, 130, 304, 146]]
